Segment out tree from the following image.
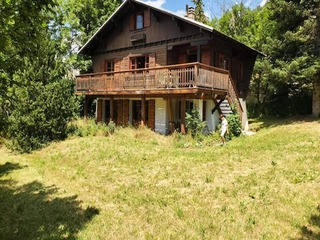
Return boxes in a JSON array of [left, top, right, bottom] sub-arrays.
[[0, 0, 56, 135], [191, 0, 209, 24], [266, 0, 320, 116], [215, 0, 319, 117], [7, 34, 79, 152], [217, 3, 256, 44]]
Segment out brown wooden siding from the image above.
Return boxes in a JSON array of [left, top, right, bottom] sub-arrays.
[[97, 99, 103, 122], [144, 9, 151, 28], [201, 49, 211, 65], [102, 7, 210, 52], [147, 99, 155, 130], [115, 99, 129, 126], [92, 45, 167, 72]]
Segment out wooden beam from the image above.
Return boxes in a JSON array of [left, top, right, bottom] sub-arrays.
[[84, 95, 88, 122], [167, 98, 174, 133], [141, 96, 146, 126], [211, 98, 224, 114], [110, 97, 114, 122], [172, 16, 183, 32], [97, 99, 103, 122], [197, 45, 201, 62], [180, 97, 186, 134], [152, 10, 160, 22]]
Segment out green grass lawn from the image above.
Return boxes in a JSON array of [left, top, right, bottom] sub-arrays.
[[1, 118, 320, 239]]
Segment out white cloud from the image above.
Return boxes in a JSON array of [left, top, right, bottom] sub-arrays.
[[174, 9, 186, 17], [260, 0, 267, 6], [143, 0, 166, 8]]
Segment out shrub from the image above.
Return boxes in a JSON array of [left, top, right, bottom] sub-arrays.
[[6, 38, 79, 153], [226, 113, 242, 139], [185, 108, 206, 139], [69, 119, 117, 137]]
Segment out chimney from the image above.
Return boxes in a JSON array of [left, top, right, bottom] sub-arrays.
[[185, 5, 195, 20]]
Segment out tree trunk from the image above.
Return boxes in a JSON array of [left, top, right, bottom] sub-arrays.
[[313, 81, 320, 117]]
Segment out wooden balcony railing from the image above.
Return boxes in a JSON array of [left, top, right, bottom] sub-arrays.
[[76, 62, 243, 114]]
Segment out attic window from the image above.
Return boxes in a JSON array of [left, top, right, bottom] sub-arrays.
[[219, 54, 230, 70], [130, 10, 150, 31], [136, 13, 144, 29]]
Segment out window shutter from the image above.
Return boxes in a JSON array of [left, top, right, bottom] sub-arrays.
[[129, 14, 135, 30], [123, 99, 129, 126], [114, 59, 120, 72], [144, 9, 151, 27], [123, 56, 130, 70], [97, 99, 103, 122], [100, 60, 105, 72], [147, 100, 155, 130], [149, 53, 156, 67]]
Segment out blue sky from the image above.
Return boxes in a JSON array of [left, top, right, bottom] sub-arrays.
[[141, 0, 267, 19]]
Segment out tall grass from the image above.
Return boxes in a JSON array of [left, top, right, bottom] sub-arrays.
[[0, 118, 319, 239]]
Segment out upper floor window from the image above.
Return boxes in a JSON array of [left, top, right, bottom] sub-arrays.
[[130, 56, 149, 70], [105, 60, 114, 72], [136, 13, 144, 30], [100, 59, 114, 72], [130, 10, 150, 31], [219, 54, 230, 71]]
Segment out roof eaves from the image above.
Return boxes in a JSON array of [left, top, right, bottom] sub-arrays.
[[78, 0, 265, 57], [77, 0, 128, 54]]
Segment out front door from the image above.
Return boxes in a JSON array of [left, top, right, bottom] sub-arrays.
[[132, 100, 142, 126], [132, 99, 155, 129]]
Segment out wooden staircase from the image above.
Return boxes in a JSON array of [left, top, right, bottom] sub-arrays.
[[219, 99, 233, 116]]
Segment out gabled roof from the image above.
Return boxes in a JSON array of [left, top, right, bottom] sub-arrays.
[[78, 0, 264, 56]]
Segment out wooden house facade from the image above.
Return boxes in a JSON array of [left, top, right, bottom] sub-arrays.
[[76, 0, 262, 134]]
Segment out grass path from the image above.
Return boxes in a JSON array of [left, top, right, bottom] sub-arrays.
[[0, 118, 320, 239]]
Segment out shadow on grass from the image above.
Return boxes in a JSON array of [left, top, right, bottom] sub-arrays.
[[0, 163, 99, 240], [0, 162, 23, 177], [249, 116, 319, 131], [297, 205, 320, 240]]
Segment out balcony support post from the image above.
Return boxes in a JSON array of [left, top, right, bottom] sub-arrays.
[[197, 45, 201, 62], [180, 97, 186, 134], [141, 95, 146, 126], [84, 95, 88, 122], [167, 98, 175, 133], [110, 97, 114, 123]]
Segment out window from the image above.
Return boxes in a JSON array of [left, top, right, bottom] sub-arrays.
[[130, 56, 149, 70], [105, 60, 114, 72], [132, 100, 150, 126], [136, 13, 144, 30], [130, 10, 150, 31], [219, 54, 230, 70]]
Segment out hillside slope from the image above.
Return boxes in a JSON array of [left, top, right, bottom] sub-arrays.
[[0, 120, 320, 239]]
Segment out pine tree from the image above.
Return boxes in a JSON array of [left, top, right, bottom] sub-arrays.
[[192, 0, 209, 24], [7, 34, 79, 152]]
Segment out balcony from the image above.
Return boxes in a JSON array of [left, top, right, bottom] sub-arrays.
[[76, 63, 242, 113]]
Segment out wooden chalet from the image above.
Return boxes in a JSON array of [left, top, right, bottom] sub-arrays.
[[76, 0, 263, 134]]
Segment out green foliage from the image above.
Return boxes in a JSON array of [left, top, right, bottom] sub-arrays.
[[191, 0, 209, 24], [226, 113, 242, 139], [71, 119, 117, 137], [216, 3, 257, 45], [215, 0, 319, 117], [6, 36, 79, 152], [1, 0, 121, 151], [0, 0, 56, 135], [49, 0, 122, 73], [185, 108, 206, 139], [2, 119, 320, 239]]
